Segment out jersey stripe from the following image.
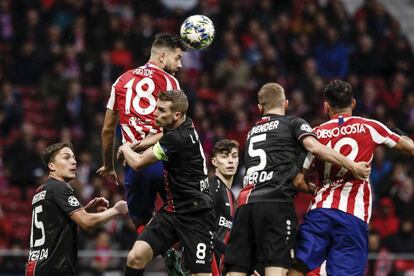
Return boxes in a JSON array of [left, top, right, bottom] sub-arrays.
[[365, 124, 398, 147], [330, 186, 343, 209], [121, 124, 138, 143], [237, 184, 254, 207], [25, 261, 36, 276], [316, 186, 332, 208], [346, 182, 359, 215], [338, 182, 352, 211], [106, 76, 121, 110], [353, 183, 365, 221], [363, 182, 370, 222], [321, 187, 335, 208], [163, 170, 175, 212], [164, 75, 173, 91]]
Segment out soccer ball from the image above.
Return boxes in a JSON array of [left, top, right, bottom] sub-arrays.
[[180, 15, 215, 50]]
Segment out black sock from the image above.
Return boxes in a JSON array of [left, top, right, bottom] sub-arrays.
[[124, 265, 144, 276]]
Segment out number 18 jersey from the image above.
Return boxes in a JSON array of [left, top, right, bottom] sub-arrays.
[[304, 114, 400, 223], [106, 62, 180, 143]]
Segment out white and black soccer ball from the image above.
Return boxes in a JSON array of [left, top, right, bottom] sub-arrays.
[[180, 15, 215, 50]]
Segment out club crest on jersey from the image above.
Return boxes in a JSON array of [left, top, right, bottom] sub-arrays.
[[68, 196, 80, 207], [129, 117, 137, 126], [300, 123, 313, 132], [323, 178, 344, 188]]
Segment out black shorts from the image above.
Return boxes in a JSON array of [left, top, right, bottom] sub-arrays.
[[139, 208, 215, 273], [224, 202, 297, 273]]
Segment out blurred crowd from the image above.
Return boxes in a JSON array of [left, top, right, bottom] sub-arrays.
[[1, 0, 414, 274]]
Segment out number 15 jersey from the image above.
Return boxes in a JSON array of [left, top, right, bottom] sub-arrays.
[[304, 114, 400, 223], [26, 178, 83, 275], [106, 62, 180, 143]]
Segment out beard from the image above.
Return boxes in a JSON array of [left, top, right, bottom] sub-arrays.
[[164, 64, 177, 75]]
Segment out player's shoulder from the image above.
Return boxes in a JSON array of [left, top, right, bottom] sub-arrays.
[[208, 176, 220, 190], [146, 63, 176, 78], [113, 69, 136, 86], [161, 128, 187, 149], [285, 115, 306, 124], [352, 116, 386, 127], [286, 115, 313, 130], [146, 64, 180, 87], [44, 178, 72, 194]]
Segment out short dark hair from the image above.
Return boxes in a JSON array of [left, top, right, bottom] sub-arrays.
[[159, 90, 188, 114], [324, 80, 353, 109], [152, 33, 185, 51], [41, 142, 74, 168], [212, 139, 240, 157]]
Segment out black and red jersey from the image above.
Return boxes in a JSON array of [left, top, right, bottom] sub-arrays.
[[26, 178, 83, 276]]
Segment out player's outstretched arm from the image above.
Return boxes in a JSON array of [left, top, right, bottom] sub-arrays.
[[97, 109, 119, 183], [393, 129, 414, 155], [117, 142, 158, 171], [70, 200, 128, 231], [302, 136, 370, 180]]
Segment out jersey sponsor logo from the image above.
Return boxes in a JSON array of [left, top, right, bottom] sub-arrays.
[[218, 216, 232, 229], [248, 120, 279, 138], [300, 123, 313, 132], [316, 123, 366, 139], [68, 196, 80, 207], [29, 248, 48, 261], [32, 191, 46, 205], [200, 177, 209, 192]]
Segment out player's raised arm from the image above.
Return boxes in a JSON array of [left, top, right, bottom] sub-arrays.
[[301, 135, 370, 180]]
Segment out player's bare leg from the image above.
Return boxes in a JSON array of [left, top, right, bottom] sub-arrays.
[[265, 267, 287, 275], [226, 272, 247, 276], [126, 240, 154, 269]]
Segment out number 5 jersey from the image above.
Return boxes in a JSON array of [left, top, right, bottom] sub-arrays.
[[239, 114, 316, 206]]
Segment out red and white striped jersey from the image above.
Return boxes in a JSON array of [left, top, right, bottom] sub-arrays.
[[304, 114, 400, 223], [106, 62, 180, 143]]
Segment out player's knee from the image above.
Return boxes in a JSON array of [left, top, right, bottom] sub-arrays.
[[127, 250, 148, 269], [287, 268, 305, 276], [290, 258, 308, 275]]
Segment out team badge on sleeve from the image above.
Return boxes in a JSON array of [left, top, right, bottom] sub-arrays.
[[68, 196, 80, 207], [300, 124, 313, 132]]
